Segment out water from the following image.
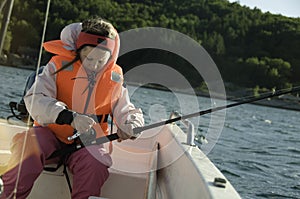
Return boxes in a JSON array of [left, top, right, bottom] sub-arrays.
[[1, 65, 300, 199], [0, 66, 32, 119], [209, 105, 300, 199]]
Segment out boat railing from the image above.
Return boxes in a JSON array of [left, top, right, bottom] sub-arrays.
[[169, 111, 195, 146]]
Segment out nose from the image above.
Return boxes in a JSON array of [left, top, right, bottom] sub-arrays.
[[98, 59, 105, 64], [86, 57, 94, 61]]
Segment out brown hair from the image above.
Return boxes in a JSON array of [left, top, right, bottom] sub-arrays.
[[81, 17, 116, 39]]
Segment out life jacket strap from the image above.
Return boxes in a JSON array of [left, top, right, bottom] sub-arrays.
[[94, 114, 109, 123]]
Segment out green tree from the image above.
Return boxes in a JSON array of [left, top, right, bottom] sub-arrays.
[[1, 0, 298, 89]]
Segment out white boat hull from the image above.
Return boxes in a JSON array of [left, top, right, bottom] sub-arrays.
[[0, 120, 241, 199]]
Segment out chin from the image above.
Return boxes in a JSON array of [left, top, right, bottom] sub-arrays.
[[93, 66, 104, 73]]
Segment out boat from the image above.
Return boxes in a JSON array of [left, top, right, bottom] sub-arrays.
[[0, 0, 241, 196], [0, 116, 241, 199]]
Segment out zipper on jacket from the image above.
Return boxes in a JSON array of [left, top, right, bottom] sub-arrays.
[[72, 71, 96, 114], [83, 72, 96, 114]]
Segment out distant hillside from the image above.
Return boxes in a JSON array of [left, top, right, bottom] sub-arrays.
[[1, 0, 299, 91]]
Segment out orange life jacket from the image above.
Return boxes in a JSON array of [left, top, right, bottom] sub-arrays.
[[41, 40, 123, 144]]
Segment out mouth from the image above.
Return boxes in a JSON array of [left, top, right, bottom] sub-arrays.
[[84, 62, 104, 72]]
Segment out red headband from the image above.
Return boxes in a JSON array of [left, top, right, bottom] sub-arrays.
[[76, 32, 115, 52]]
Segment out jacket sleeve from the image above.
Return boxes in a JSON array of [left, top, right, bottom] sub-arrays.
[[112, 85, 144, 136], [24, 61, 68, 126]]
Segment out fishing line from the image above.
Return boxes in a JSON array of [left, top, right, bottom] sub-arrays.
[[225, 85, 300, 103], [25, 0, 51, 127], [11, 1, 51, 198]]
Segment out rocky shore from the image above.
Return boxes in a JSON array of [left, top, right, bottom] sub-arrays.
[[251, 96, 300, 111], [129, 82, 300, 112], [224, 84, 300, 111], [0, 53, 36, 70]]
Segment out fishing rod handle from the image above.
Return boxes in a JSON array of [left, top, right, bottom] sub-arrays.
[[96, 127, 145, 144], [96, 133, 119, 144]]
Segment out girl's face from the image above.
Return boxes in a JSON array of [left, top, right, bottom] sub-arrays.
[[80, 46, 111, 73]]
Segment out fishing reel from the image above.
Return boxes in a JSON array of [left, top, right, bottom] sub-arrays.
[[79, 128, 97, 145], [6, 67, 44, 126], [7, 100, 33, 125], [68, 128, 97, 146]]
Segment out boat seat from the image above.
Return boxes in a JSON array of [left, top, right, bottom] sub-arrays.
[[101, 140, 158, 199], [28, 164, 72, 198]]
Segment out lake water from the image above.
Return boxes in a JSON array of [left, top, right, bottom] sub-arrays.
[[0, 65, 299, 199]]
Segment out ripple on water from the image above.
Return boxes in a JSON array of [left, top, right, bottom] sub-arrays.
[[220, 169, 241, 178], [287, 147, 300, 154], [291, 184, 300, 190], [256, 192, 299, 199]]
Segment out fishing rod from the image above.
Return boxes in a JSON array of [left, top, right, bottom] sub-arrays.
[[95, 86, 300, 144], [49, 86, 300, 159]]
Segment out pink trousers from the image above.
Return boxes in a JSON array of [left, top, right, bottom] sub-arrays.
[[1, 126, 111, 199]]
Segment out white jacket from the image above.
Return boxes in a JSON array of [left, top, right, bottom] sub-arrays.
[[24, 23, 144, 136]]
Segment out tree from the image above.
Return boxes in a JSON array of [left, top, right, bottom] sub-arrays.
[[1, 0, 298, 89]]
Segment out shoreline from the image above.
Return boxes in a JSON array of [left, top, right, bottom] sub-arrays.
[[127, 82, 300, 112], [2, 64, 300, 112], [0, 63, 36, 71]]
